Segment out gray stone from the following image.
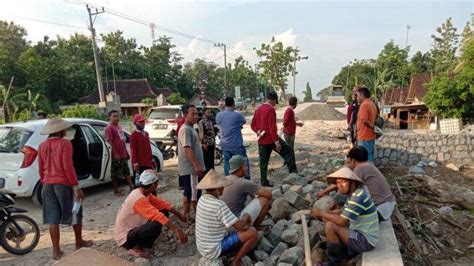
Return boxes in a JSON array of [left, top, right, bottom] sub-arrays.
[[268, 219, 290, 246], [254, 250, 269, 261], [302, 184, 314, 194], [269, 198, 296, 221], [312, 181, 327, 190], [427, 221, 441, 236], [437, 152, 444, 161], [304, 192, 316, 205], [255, 262, 264, 266], [409, 166, 425, 174], [134, 258, 151, 266], [313, 196, 335, 212], [261, 218, 275, 228], [281, 225, 302, 246], [310, 219, 325, 234], [257, 237, 274, 254], [198, 257, 224, 266], [284, 190, 311, 209], [300, 168, 314, 176], [297, 225, 322, 249], [241, 256, 253, 266], [283, 173, 307, 186], [270, 242, 289, 257], [446, 163, 459, 171], [279, 246, 304, 265], [291, 209, 311, 223], [272, 189, 283, 198], [281, 184, 291, 193], [289, 185, 303, 194], [278, 264, 293, 266], [263, 256, 280, 266]]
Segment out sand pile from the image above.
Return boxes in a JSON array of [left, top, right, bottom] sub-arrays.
[[295, 103, 346, 121]]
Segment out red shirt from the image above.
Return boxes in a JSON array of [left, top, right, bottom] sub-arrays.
[[105, 124, 128, 159], [251, 103, 279, 145], [130, 130, 153, 167], [38, 137, 79, 186], [347, 104, 354, 124], [283, 107, 297, 136], [176, 117, 185, 137]]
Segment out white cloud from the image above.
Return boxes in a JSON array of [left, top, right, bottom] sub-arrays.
[[274, 28, 297, 47]]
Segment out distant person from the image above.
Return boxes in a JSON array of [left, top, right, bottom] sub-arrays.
[[37, 111, 47, 119], [221, 155, 272, 228], [251, 91, 297, 186], [216, 97, 251, 179], [178, 104, 206, 221], [198, 108, 216, 174], [130, 114, 154, 183], [283, 96, 304, 149], [38, 117, 93, 260], [115, 170, 188, 259], [347, 87, 359, 146], [105, 110, 134, 195], [318, 146, 397, 220], [196, 170, 258, 266], [356, 87, 378, 162]]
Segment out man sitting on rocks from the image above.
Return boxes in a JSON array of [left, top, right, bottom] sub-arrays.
[[317, 146, 396, 220], [196, 169, 258, 266], [221, 155, 273, 228], [311, 167, 379, 265], [115, 170, 188, 258]]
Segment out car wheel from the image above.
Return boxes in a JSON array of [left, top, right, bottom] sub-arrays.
[[32, 182, 43, 207]]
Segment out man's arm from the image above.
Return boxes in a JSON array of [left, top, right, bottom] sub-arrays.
[[317, 184, 337, 198], [250, 111, 258, 133], [184, 147, 204, 175], [232, 213, 252, 231], [256, 187, 272, 200], [283, 109, 290, 128], [130, 133, 139, 171], [311, 208, 349, 226]]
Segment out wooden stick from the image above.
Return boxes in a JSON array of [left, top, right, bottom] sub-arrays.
[[394, 207, 425, 254], [395, 180, 404, 196], [301, 215, 312, 266]]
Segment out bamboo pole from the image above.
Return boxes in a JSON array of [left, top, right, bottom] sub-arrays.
[[301, 214, 312, 266]]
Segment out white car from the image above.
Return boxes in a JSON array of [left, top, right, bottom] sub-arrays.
[[0, 118, 164, 206], [145, 105, 183, 145]]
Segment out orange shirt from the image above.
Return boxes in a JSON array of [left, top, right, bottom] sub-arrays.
[[357, 99, 377, 141], [38, 137, 79, 187]]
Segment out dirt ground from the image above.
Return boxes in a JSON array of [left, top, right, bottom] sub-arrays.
[[1, 119, 473, 265]]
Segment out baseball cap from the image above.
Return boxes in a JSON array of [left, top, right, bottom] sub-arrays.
[[133, 114, 147, 123], [267, 91, 279, 104], [139, 169, 162, 185], [229, 155, 246, 173]]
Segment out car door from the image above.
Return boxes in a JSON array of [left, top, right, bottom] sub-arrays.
[[80, 124, 111, 181]]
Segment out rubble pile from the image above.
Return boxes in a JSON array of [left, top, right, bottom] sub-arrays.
[[294, 103, 346, 121]]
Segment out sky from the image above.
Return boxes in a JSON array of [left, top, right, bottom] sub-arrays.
[[1, 0, 472, 98]]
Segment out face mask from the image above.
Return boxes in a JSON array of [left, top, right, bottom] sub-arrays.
[[135, 124, 145, 130]]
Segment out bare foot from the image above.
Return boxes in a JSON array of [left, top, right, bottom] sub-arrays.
[[53, 250, 64, 260], [76, 239, 94, 249], [114, 190, 125, 196], [128, 248, 151, 259]]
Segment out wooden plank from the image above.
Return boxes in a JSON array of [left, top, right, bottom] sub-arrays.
[[301, 215, 313, 266]]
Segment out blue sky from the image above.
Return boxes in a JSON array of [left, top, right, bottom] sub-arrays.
[[1, 0, 472, 98]]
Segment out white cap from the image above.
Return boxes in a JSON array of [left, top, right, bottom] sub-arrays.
[[139, 170, 161, 186]]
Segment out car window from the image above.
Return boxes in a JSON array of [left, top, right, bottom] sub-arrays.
[[81, 126, 102, 144], [148, 109, 180, 120], [91, 124, 106, 138], [0, 127, 32, 153]]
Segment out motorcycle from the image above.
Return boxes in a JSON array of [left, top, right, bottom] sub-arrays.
[[214, 130, 223, 166], [0, 192, 40, 255], [156, 129, 177, 160]]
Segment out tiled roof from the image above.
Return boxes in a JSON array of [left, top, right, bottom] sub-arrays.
[[406, 74, 431, 104]]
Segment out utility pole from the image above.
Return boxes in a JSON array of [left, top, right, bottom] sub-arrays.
[[150, 23, 156, 44], [214, 43, 227, 95], [405, 25, 411, 50], [87, 4, 105, 103]]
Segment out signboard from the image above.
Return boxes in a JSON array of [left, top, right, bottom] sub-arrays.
[[235, 86, 241, 98]]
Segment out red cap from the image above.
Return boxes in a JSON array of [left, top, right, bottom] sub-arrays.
[[133, 114, 147, 123]]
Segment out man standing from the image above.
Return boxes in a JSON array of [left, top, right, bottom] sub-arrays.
[[130, 114, 154, 184], [347, 87, 359, 146], [198, 108, 216, 174], [105, 110, 134, 195], [178, 104, 206, 221], [311, 167, 378, 265], [216, 97, 250, 179], [283, 96, 304, 149], [251, 91, 297, 186], [38, 117, 93, 260], [221, 155, 272, 228], [356, 87, 378, 162], [196, 169, 258, 266], [115, 170, 187, 258]]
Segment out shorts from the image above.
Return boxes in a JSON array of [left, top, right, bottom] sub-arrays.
[[179, 174, 202, 201], [239, 198, 262, 223], [220, 232, 241, 256], [42, 184, 82, 225], [112, 159, 131, 181], [348, 229, 375, 257]]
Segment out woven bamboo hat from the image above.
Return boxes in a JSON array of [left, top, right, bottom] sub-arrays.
[[197, 169, 233, 190], [40, 117, 73, 135], [326, 167, 363, 184]]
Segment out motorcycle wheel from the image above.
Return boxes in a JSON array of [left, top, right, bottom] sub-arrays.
[[0, 214, 40, 255], [214, 148, 223, 166]]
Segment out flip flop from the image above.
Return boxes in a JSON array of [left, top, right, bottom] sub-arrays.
[[53, 250, 64, 260]]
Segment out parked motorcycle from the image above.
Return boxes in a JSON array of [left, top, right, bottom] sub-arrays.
[[214, 131, 223, 166], [156, 129, 177, 160], [0, 192, 40, 255]]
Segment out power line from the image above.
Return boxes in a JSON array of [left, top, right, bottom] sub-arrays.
[[12, 16, 88, 30]]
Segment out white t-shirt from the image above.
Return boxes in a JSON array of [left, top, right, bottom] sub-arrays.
[[196, 194, 238, 259]]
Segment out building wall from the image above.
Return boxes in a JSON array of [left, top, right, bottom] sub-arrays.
[[375, 132, 474, 166]]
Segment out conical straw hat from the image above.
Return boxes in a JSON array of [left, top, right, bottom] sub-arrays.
[[197, 169, 233, 190], [326, 167, 363, 184], [40, 117, 73, 135]]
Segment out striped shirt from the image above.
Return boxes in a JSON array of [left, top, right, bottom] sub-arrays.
[[196, 194, 239, 259], [341, 187, 379, 247]]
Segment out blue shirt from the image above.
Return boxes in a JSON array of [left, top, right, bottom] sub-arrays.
[[216, 107, 246, 151]]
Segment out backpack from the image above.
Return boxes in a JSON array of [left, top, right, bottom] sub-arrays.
[[375, 116, 385, 128]]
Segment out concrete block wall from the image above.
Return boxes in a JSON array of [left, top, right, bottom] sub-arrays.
[[375, 133, 474, 166]]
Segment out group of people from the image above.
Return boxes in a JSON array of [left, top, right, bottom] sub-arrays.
[[37, 87, 394, 265]]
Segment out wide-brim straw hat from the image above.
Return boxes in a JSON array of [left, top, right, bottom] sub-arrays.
[[326, 167, 364, 184], [40, 117, 73, 135], [197, 169, 233, 190]]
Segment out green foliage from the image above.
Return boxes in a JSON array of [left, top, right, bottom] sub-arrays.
[[376, 40, 410, 86], [141, 97, 157, 106], [62, 104, 104, 120], [410, 51, 434, 74], [0, 21, 28, 85], [166, 92, 186, 105], [303, 82, 313, 102], [431, 17, 460, 73]]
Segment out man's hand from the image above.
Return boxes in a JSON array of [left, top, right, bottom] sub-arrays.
[[274, 142, 282, 153], [243, 213, 252, 227], [311, 208, 324, 219], [316, 190, 326, 198], [75, 189, 85, 201], [177, 211, 188, 223], [175, 229, 188, 244], [202, 144, 208, 151], [133, 163, 140, 172], [194, 165, 204, 177]]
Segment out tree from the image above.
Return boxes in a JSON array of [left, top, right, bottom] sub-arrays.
[[228, 56, 259, 98], [376, 40, 410, 86], [0, 21, 28, 86], [181, 58, 224, 98], [363, 68, 395, 101], [332, 59, 375, 102], [431, 17, 460, 73], [166, 92, 186, 105], [255, 38, 300, 102], [410, 51, 434, 74], [303, 82, 313, 102]]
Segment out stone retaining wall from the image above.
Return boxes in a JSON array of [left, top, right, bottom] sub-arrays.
[[375, 133, 474, 166]]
